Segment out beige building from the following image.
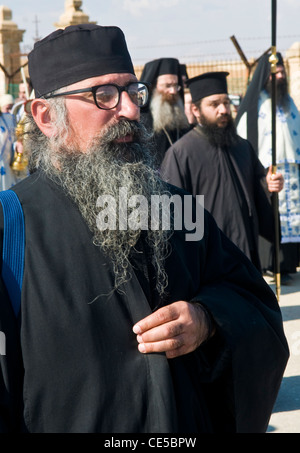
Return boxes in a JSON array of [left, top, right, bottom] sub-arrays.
[[0, 5, 25, 95], [286, 42, 300, 111], [54, 0, 96, 29], [0, 1, 96, 98]]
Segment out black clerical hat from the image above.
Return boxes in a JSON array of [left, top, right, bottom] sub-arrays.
[[187, 71, 229, 103], [180, 64, 188, 79], [139, 57, 184, 102], [276, 52, 284, 66], [140, 58, 181, 84], [28, 24, 135, 98]]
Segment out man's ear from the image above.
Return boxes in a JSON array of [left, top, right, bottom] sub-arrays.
[[191, 103, 200, 121], [30, 99, 57, 137]]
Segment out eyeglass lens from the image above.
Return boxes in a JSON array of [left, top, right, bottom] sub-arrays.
[[95, 83, 148, 109]]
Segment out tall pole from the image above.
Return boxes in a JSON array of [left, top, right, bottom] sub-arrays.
[[269, 0, 281, 300]]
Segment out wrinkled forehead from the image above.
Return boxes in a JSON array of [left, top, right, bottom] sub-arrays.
[[156, 74, 178, 85], [276, 65, 286, 75], [268, 65, 286, 81], [66, 73, 138, 91], [201, 93, 229, 104]]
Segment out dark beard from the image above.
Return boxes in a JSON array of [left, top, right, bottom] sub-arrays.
[[34, 119, 171, 296], [265, 78, 290, 111], [199, 115, 238, 148]]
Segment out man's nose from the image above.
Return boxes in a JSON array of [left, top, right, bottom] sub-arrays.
[[218, 103, 228, 114], [276, 71, 285, 80], [116, 91, 140, 120], [167, 86, 177, 94]]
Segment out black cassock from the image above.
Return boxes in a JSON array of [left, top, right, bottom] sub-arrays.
[[141, 109, 191, 165], [161, 125, 276, 271], [0, 171, 288, 433]]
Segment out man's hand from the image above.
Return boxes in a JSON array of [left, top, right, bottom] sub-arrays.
[[132, 301, 214, 359], [266, 165, 284, 192]]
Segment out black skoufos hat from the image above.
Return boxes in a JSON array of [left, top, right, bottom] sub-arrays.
[[140, 58, 182, 84], [139, 57, 185, 102], [28, 24, 135, 98], [186, 71, 229, 103]]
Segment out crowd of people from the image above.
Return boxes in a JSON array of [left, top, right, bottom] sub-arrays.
[[0, 82, 30, 189], [0, 23, 294, 433]]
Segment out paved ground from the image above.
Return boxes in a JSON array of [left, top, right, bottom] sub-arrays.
[[266, 269, 300, 433]]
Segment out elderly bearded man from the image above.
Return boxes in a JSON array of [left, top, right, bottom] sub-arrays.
[[139, 57, 191, 165], [0, 25, 288, 433]]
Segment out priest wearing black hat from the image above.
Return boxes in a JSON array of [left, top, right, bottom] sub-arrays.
[[161, 71, 284, 272], [0, 29, 288, 433], [139, 57, 191, 165], [236, 52, 300, 280]]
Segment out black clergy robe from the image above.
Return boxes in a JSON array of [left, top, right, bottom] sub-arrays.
[[161, 125, 276, 271], [141, 109, 191, 165], [0, 170, 288, 433]]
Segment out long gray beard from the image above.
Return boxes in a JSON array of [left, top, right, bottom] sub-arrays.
[[150, 90, 189, 132], [27, 118, 172, 296]]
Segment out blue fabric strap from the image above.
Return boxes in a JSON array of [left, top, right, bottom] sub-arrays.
[[0, 190, 24, 317]]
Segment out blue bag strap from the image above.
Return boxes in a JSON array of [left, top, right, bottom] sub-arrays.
[[0, 189, 25, 317]]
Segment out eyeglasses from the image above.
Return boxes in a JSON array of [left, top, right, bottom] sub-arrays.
[[156, 83, 181, 92], [43, 82, 150, 110]]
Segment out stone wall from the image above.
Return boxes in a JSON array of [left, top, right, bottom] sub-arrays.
[[0, 5, 24, 94], [136, 49, 300, 110], [54, 0, 96, 29], [286, 42, 300, 111]]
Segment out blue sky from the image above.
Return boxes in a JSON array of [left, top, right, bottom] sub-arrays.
[[10, 0, 300, 66]]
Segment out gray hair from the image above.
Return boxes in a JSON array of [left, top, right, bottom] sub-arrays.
[[24, 88, 70, 172]]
